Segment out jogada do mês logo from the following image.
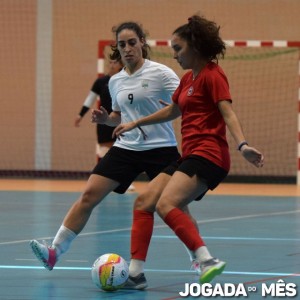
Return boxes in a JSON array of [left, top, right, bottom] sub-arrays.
[[179, 280, 297, 298]]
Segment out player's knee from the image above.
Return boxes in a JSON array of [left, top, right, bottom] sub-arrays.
[[80, 190, 101, 210], [155, 198, 171, 218], [134, 191, 157, 211]]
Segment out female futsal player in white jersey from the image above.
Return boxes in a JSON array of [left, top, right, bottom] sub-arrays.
[[29, 21, 200, 280]]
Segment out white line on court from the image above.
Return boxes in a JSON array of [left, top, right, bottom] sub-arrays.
[[0, 265, 299, 279], [1, 209, 300, 246]]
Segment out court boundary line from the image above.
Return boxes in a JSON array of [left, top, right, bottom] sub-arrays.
[[1, 209, 300, 246], [0, 265, 299, 279]]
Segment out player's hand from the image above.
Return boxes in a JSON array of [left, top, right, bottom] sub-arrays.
[[241, 146, 264, 168], [74, 115, 82, 127], [91, 107, 109, 124], [113, 122, 137, 138]]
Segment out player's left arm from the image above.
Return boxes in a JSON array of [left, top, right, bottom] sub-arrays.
[[218, 100, 264, 168]]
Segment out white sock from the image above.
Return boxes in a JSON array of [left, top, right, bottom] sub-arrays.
[[52, 225, 77, 257], [129, 259, 144, 277], [195, 246, 213, 263]]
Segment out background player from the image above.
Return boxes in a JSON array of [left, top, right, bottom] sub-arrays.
[[74, 58, 123, 162]]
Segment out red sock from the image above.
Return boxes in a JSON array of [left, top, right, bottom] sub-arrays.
[[164, 207, 205, 251], [131, 210, 154, 261]]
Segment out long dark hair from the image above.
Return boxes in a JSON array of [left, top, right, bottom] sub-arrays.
[[110, 22, 151, 61], [173, 14, 226, 62]]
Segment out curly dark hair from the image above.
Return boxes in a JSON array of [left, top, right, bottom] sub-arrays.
[[173, 14, 226, 62], [110, 21, 151, 61]]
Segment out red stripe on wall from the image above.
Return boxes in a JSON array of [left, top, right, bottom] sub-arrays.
[[156, 41, 169, 46], [234, 41, 247, 47], [261, 41, 274, 47], [287, 41, 300, 48]]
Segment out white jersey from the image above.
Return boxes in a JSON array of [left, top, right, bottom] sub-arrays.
[[109, 59, 179, 151]]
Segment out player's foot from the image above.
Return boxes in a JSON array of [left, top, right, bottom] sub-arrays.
[[122, 273, 148, 290], [182, 244, 200, 275], [200, 258, 226, 284], [29, 240, 57, 270], [190, 259, 201, 275]]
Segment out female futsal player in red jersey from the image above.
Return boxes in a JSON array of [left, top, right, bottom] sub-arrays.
[[113, 14, 264, 286]]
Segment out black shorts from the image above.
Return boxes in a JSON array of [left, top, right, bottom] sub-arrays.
[[96, 124, 116, 143], [163, 155, 228, 201], [92, 146, 180, 194]]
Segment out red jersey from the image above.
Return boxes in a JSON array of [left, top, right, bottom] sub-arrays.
[[172, 62, 231, 171]]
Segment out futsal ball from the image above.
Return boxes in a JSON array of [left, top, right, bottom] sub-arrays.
[[91, 253, 129, 291]]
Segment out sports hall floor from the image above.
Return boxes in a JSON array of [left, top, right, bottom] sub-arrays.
[[0, 179, 300, 299]]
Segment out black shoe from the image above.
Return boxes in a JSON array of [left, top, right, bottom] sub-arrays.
[[122, 273, 148, 290]]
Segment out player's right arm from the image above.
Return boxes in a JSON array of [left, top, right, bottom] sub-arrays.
[[91, 107, 121, 127], [113, 102, 181, 138]]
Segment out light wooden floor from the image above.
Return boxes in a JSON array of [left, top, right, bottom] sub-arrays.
[[0, 178, 300, 196]]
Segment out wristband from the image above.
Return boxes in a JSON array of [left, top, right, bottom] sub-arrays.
[[79, 106, 89, 117], [238, 141, 248, 151]]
